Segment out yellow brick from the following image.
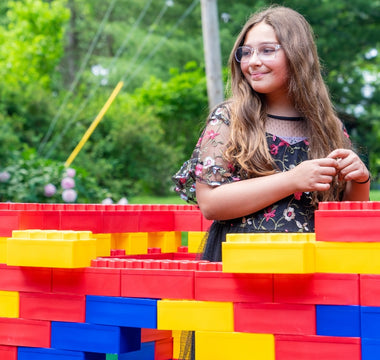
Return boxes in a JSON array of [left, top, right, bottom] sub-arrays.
[[172, 330, 191, 360], [222, 241, 315, 273], [94, 233, 111, 257], [114, 232, 148, 255], [0, 291, 19, 318], [226, 232, 315, 243], [188, 232, 206, 253], [0, 237, 7, 263], [157, 300, 234, 332], [196, 331, 275, 360], [7, 231, 96, 268], [148, 232, 182, 253], [315, 242, 380, 274]]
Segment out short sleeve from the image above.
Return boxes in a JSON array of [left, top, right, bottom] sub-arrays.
[[172, 104, 240, 204]]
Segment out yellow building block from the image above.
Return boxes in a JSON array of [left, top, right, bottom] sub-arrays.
[[7, 230, 96, 268], [222, 233, 315, 273], [157, 300, 234, 332], [148, 232, 182, 253], [0, 291, 19, 318], [0, 237, 7, 263], [172, 330, 191, 360], [315, 241, 380, 274], [113, 232, 148, 255], [93, 233, 111, 257], [196, 331, 275, 360], [188, 232, 206, 253]]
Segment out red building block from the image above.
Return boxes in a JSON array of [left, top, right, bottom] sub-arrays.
[[234, 303, 316, 335], [141, 329, 172, 343], [60, 210, 104, 233], [274, 273, 359, 305], [315, 208, 380, 242], [0, 318, 50, 347], [121, 268, 194, 300], [20, 292, 86, 322], [174, 208, 202, 231], [195, 272, 273, 302], [155, 337, 173, 360], [102, 210, 140, 233], [0, 264, 51, 292], [138, 210, 175, 232], [19, 210, 60, 231], [0, 211, 21, 237], [52, 268, 121, 296], [275, 334, 361, 360], [0, 345, 17, 360], [360, 274, 380, 306]]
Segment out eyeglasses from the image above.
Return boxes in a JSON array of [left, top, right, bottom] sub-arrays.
[[235, 44, 282, 63]]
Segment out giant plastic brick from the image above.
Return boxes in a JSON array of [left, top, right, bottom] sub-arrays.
[[51, 322, 141, 354], [316, 305, 361, 337], [0, 345, 17, 360], [148, 232, 182, 253], [222, 233, 315, 273], [157, 300, 234, 332], [0, 318, 51, 347], [195, 331, 275, 360], [19, 292, 86, 322], [86, 296, 157, 328], [362, 338, 380, 360], [360, 275, 380, 306], [118, 341, 155, 360], [7, 230, 96, 268], [275, 334, 361, 360], [234, 303, 316, 335], [195, 271, 273, 302], [274, 273, 360, 305], [0, 237, 7, 263], [0, 290, 19, 318], [361, 306, 380, 339], [112, 233, 148, 255], [315, 201, 380, 242], [17, 347, 106, 360], [315, 241, 380, 274], [187, 231, 206, 253]]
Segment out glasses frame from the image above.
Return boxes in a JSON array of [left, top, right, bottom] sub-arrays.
[[235, 44, 282, 63]]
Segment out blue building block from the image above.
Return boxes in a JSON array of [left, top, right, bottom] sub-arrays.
[[316, 305, 361, 337], [361, 306, 380, 339], [18, 347, 106, 360], [86, 296, 157, 329], [362, 338, 380, 360], [51, 321, 141, 354], [119, 341, 155, 360]]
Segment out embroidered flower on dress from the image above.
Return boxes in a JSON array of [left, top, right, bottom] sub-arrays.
[[283, 207, 296, 221], [195, 164, 203, 176], [205, 130, 219, 140], [296, 220, 309, 231], [264, 207, 276, 222], [203, 157, 215, 168], [270, 144, 279, 155], [294, 192, 303, 200]]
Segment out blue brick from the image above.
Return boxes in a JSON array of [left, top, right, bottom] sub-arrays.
[[119, 342, 155, 360], [362, 338, 380, 360], [51, 322, 141, 354], [18, 347, 106, 360], [86, 296, 157, 329], [362, 306, 380, 339], [316, 305, 360, 337]]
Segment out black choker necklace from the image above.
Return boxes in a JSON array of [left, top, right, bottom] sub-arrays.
[[267, 114, 304, 121]]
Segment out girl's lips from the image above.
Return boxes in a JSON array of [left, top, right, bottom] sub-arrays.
[[250, 72, 267, 80]]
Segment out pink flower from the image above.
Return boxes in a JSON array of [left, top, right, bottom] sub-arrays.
[[205, 130, 219, 140], [0, 171, 10, 183], [44, 183, 57, 197], [279, 140, 289, 147], [61, 177, 75, 189], [102, 197, 113, 205], [294, 192, 302, 200], [62, 189, 77, 203], [195, 164, 203, 176], [264, 207, 276, 222], [65, 168, 76, 177], [270, 144, 279, 155]]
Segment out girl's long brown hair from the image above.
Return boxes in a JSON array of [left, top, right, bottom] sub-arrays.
[[226, 5, 351, 204]]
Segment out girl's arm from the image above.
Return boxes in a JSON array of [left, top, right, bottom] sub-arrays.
[[196, 157, 339, 220]]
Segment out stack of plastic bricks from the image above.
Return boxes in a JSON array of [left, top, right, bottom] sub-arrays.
[[1, 201, 380, 359]]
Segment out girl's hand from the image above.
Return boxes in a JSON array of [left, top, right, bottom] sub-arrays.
[[327, 149, 369, 183], [291, 158, 338, 192]]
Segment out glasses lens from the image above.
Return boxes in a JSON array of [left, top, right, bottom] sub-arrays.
[[235, 46, 251, 63], [259, 44, 279, 60]]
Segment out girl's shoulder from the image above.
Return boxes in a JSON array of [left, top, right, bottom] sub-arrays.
[[208, 101, 232, 126]]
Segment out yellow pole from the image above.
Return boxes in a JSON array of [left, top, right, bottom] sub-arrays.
[[64, 81, 124, 168]]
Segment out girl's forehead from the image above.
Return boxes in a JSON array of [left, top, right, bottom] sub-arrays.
[[244, 22, 278, 45]]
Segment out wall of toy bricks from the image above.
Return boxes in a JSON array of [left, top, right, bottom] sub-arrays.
[[1, 201, 380, 359]]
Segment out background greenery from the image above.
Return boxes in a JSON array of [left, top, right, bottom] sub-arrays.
[[0, 0, 379, 203]]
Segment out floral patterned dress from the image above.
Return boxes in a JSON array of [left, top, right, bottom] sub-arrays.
[[172, 103, 316, 262]]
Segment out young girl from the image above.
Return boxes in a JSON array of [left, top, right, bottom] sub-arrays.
[[173, 5, 370, 264]]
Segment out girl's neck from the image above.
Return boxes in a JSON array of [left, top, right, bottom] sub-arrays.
[[265, 94, 301, 118]]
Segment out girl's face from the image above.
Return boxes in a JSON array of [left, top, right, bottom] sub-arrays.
[[240, 22, 289, 99]]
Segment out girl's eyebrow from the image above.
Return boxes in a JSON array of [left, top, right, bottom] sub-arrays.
[[243, 41, 280, 46]]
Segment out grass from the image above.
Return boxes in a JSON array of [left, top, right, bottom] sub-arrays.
[[128, 190, 380, 204]]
